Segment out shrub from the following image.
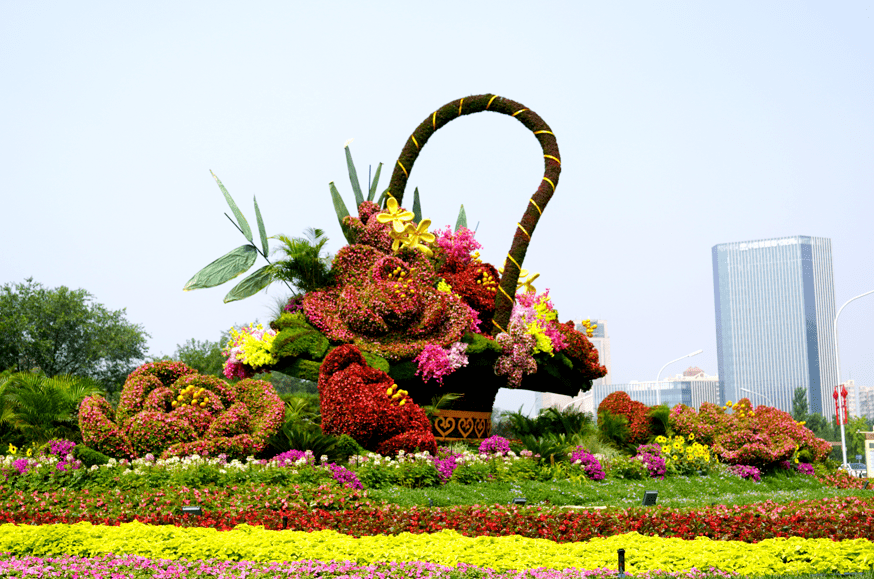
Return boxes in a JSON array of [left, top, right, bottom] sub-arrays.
[[568, 446, 605, 481], [479, 436, 511, 456], [669, 398, 832, 468]]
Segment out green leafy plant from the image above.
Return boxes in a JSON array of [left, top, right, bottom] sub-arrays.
[[519, 434, 571, 463], [2, 372, 104, 444], [269, 228, 334, 295], [264, 421, 339, 461]]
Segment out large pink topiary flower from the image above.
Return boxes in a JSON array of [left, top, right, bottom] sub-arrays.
[[303, 203, 473, 362], [79, 361, 284, 459]]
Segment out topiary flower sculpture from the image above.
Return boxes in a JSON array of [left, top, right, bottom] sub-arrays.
[[184, 94, 611, 428], [318, 344, 437, 456], [303, 207, 474, 361], [79, 360, 284, 459]]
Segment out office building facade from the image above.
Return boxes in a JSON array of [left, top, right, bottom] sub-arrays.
[[590, 367, 720, 412], [712, 236, 837, 416]]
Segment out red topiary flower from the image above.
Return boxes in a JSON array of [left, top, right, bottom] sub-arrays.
[[598, 390, 651, 446], [318, 344, 437, 456], [303, 207, 472, 361], [556, 321, 608, 381]]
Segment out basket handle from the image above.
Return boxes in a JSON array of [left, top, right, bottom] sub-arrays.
[[387, 94, 562, 336]]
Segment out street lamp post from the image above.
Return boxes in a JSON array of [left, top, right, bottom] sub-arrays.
[[655, 349, 703, 406], [739, 387, 774, 408], [834, 289, 874, 466]]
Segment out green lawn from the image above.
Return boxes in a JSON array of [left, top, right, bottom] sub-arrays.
[[366, 472, 871, 508]]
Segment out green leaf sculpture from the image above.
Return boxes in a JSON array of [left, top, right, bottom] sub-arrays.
[[186, 172, 295, 301], [184, 245, 258, 291], [412, 187, 422, 223], [329, 181, 353, 244], [368, 162, 383, 202], [253, 196, 269, 257], [328, 144, 388, 238], [455, 204, 467, 231], [344, 145, 364, 206], [223, 265, 274, 303], [211, 170, 252, 243]]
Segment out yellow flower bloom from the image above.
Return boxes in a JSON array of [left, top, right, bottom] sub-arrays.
[[376, 196, 415, 233], [7, 444, 17, 455], [726, 401, 733, 407], [399, 399, 406, 406], [688, 433, 695, 441], [519, 272, 541, 294], [397, 219, 436, 257], [26, 448, 32, 457]]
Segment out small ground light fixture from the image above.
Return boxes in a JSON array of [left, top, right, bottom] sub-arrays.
[[617, 549, 626, 577], [428, 498, 433, 507], [181, 506, 202, 516], [510, 497, 527, 505], [641, 491, 658, 506]]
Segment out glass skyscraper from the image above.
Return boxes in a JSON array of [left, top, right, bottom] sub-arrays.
[[712, 236, 837, 416]]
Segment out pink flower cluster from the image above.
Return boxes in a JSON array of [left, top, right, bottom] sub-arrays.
[[494, 323, 537, 389], [569, 446, 605, 481], [433, 226, 482, 268], [514, 290, 569, 353], [414, 342, 469, 385]]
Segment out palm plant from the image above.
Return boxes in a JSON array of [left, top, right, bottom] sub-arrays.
[[269, 228, 334, 296], [2, 372, 104, 444]]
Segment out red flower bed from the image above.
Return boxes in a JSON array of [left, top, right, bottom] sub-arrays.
[[3, 484, 873, 543]]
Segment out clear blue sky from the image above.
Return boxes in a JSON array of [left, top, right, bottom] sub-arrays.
[[2, 2, 872, 415]]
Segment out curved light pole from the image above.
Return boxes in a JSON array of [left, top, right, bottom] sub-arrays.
[[656, 349, 703, 406], [834, 289, 874, 466], [740, 387, 774, 408]]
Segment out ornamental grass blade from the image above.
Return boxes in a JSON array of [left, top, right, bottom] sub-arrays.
[[412, 187, 422, 223], [368, 162, 383, 202], [183, 245, 258, 291], [455, 204, 467, 231], [345, 146, 364, 207], [253, 196, 269, 256], [223, 265, 273, 303], [211, 170, 252, 243], [329, 181, 353, 243]]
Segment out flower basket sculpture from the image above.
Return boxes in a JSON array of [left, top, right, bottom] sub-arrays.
[[185, 94, 607, 447]]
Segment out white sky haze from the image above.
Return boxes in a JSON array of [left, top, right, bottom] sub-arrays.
[[2, 2, 872, 415]]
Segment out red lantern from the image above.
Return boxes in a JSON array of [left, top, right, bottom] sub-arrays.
[[835, 384, 849, 425]]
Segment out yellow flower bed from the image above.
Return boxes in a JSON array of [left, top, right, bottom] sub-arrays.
[[2, 522, 874, 575]]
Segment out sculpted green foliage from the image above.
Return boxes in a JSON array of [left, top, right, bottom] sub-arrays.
[[270, 313, 329, 360]]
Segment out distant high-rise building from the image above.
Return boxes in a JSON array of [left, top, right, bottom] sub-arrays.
[[590, 367, 719, 411], [847, 379, 874, 421], [583, 319, 611, 388], [712, 236, 837, 416]]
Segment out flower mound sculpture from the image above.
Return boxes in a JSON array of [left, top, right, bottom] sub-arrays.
[[318, 344, 437, 456], [303, 207, 474, 362], [79, 361, 284, 459]]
